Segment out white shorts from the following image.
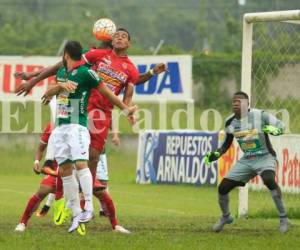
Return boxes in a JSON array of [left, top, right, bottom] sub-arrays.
[[45, 132, 55, 160], [96, 153, 109, 181], [52, 124, 90, 165]]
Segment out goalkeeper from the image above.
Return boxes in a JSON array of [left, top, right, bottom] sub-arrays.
[[204, 91, 288, 233]]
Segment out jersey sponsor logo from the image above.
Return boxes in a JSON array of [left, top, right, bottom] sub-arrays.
[[57, 94, 71, 118], [240, 141, 258, 150], [233, 129, 258, 139], [96, 63, 128, 84]]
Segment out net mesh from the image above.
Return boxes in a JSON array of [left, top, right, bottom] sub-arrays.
[[251, 21, 300, 134], [248, 20, 300, 218]]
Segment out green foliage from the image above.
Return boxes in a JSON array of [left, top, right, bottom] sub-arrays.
[[193, 52, 241, 108], [1, 0, 299, 55]]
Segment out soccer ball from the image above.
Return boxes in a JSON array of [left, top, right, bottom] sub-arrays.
[[92, 18, 116, 42]]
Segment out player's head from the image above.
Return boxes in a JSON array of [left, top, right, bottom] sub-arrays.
[[232, 91, 249, 117], [112, 28, 131, 51], [63, 41, 83, 67]]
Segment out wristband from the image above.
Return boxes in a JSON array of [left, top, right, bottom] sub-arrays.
[[121, 108, 129, 116], [34, 160, 40, 165]]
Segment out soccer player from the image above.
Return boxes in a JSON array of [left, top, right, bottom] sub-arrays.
[[42, 40, 136, 233], [84, 28, 140, 183], [14, 28, 166, 233], [15, 123, 60, 232], [204, 91, 288, 233], [14, 30, 166, 185]]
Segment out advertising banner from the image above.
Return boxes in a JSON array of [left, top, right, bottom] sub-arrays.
[[136, 130, 218, 186], [137, 130, 300, 193], [249, 135, 300, 193], [0, 55, 192, 102]]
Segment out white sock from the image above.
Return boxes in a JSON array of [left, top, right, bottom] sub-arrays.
[[45, 193, 55, 207], [76, 168, 93, 212], [66, 200, 72, 209], [62, 174, 81, 217]]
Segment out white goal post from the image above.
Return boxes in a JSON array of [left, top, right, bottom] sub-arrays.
[[239, 10, 300, 217]]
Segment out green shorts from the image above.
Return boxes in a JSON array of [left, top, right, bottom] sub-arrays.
[[225, 154, 277, 183]]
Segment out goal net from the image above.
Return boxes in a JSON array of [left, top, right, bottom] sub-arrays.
[[239, 10, 300, 218]]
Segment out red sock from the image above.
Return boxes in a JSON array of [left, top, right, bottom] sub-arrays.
[[80, 197, 85, 210], [20, 194, 41, 225], [99, 197, 108, 215], [100, 191, 118, 229], [55, 176, 63, 200]]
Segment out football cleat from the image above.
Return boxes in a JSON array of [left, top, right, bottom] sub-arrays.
[[279, 217, 289, 233], [76, 223, 86, 236], [53, 198, 66, 225], [62, 208, 72, 224], [114, 225, 131, 234], [68, 213, 82, 233], [212, 215, 234, 232], [79, 210, 94, 223], [15, 223, 26, 232]]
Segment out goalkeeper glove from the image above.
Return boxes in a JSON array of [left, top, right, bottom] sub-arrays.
[[204, 151, 221, 165], [262, 125, 283, 136]]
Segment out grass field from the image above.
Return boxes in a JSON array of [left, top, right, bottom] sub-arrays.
[[1, 144, 300, 250]]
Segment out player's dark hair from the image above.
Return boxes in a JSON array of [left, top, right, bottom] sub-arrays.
[[64, 41, 82, 61], [233, 91, 249, 99], [116, 27, 131, 41]]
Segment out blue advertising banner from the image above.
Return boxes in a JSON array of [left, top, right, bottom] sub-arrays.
[[136, 130, 219, 186]]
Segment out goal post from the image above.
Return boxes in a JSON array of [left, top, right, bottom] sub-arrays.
[[239, 10, 300, 218]]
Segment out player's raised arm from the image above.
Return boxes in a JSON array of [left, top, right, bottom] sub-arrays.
[[41, 82, 77, 104], [15, 61, 62, 96], [122, 83, 136, 125], [261, 111, 285, 136], [123, 83, 134, 106], [14, 69, 43, 81], [137, 63, 168, 85], [97, 83, 136, 116]]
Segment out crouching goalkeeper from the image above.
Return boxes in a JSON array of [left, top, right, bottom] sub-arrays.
[[204, 91, 288, 233]]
